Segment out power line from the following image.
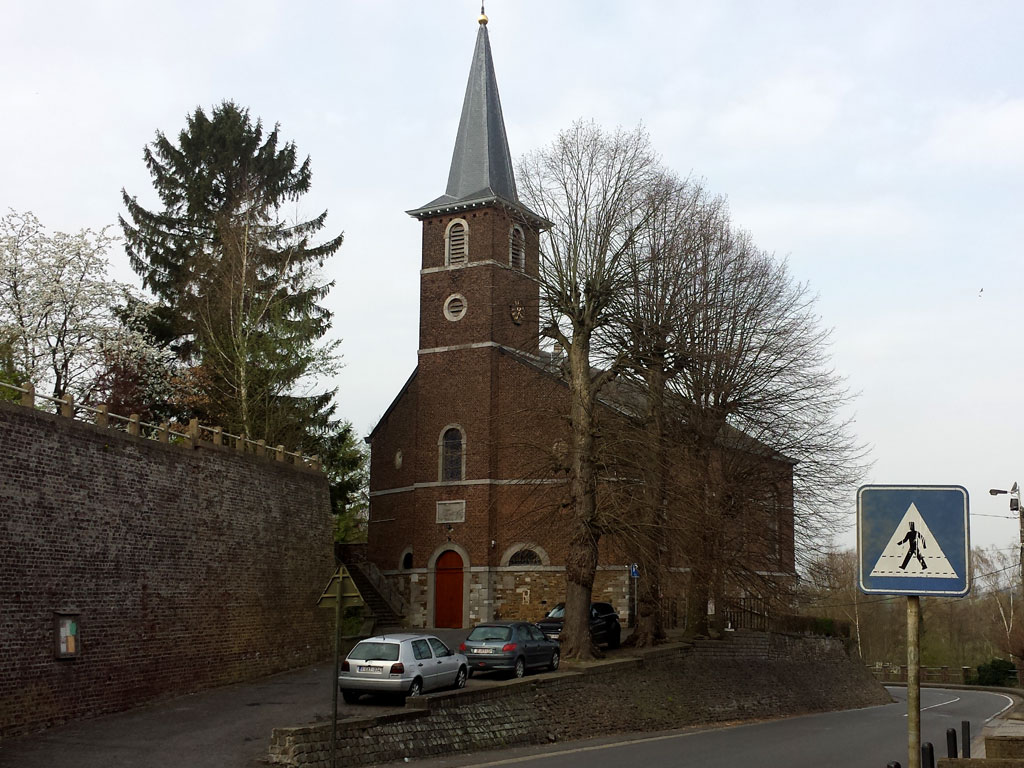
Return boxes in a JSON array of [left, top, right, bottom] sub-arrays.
[[798, 562, 1020, 609]]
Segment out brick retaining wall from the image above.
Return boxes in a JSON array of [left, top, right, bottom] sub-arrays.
[[0, 400, 335, 739], [268, 631, 890, 766]]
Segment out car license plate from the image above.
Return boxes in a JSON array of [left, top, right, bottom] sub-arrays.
[[473, 648, 493, 654], [358, 665, 383, 673]]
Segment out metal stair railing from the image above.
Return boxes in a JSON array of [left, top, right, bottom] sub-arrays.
[[354, 560, 407, 620]]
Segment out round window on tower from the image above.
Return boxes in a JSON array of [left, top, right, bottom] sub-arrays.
[[444, 293, 467, 321]]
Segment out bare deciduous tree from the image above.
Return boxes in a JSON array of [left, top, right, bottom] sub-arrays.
[[660, 218, 867, 634], [518, 121, 660, 659], [602, 174, 721, 646]]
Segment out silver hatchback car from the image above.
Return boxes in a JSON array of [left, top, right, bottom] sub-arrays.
[[339, 633, 469, 702]]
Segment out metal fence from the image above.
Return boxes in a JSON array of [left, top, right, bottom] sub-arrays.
[[724, 597, 770, 631]]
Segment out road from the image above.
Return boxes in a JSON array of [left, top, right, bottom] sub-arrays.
[[374, 687, 1014, 768]]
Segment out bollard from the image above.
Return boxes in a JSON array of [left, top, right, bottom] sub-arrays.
[[946, 728, 958, 758], [962, 721, 971, 759], [922, 742, 934, 768]]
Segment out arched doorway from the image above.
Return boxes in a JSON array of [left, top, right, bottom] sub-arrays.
[[434, 550, 463, 628]]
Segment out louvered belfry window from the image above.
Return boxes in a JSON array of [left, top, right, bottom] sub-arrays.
[[510, 225, 525, 270], [446, 220, 467, 265], [441, 428, 463, 481]]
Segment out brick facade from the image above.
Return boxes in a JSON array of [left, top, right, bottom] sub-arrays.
[[0, 401, 335, 739], [366, 189, 797, 628]]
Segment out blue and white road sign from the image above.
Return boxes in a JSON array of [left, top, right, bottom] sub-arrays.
[[857, 485, 970, 596], [630, 563, 640, 579]]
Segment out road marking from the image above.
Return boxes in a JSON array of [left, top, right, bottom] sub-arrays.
[[901, 696, 954, 720], [985, 695, 1015, 722], [438, 726, 737, 767]]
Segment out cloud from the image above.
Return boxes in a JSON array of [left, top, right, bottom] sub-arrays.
[[920, 99, 1024, 170], [709, 74, 845, 149]]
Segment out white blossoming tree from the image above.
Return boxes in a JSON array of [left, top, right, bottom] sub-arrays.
[[0, 210, 174, 411]]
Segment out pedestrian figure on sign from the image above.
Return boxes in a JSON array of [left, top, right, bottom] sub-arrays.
[[898, 521, 927, 570]]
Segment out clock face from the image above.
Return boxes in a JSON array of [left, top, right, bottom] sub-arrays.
[[510, 299, 525, 324]]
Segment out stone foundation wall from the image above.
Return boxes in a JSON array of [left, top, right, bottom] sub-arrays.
[[383, 566, 633, 627], [268, 631, 890, 766]]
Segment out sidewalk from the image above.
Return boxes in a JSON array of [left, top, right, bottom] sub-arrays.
[[0, 662, 359, 768], [0, 628, 474, 768]]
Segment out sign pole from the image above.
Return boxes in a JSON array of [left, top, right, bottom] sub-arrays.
[[331, 580, 341, 768], [316, 564, 366, 768], [907, 595, 921, 768]]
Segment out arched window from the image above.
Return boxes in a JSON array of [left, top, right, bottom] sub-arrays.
[[445, 219, 468, 266], [402, 551, 413, 570], [509, 548, 541, 566], [440, 427, 464, 481], [509, 225, 525, 270]]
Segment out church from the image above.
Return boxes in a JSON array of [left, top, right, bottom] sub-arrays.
[[364, 12, 796, 629]]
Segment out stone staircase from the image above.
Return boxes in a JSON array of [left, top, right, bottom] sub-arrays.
[[344, 561, 405, 631]]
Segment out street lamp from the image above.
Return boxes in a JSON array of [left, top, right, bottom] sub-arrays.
[[989, 482, 1020, 511], [990, 483, 1023, 597]]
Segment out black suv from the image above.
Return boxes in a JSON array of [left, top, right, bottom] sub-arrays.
[[536, 602, 621, 648]]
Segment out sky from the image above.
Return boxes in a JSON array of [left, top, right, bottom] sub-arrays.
[[3, 1, 1023, 555]]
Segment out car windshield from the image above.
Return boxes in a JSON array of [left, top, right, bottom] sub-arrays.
[[467, 626, 512, 642], [544, 604, 566, 619], [348, 641, 400, 661]]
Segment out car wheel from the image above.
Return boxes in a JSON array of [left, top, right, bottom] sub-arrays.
[[341, 690, 360, 705], [407, 677, 423, 698], [454, 666, 468, 689], [608, 625, 621, 649], [548, 650, 560, 671], [512, 657, 526, 679]]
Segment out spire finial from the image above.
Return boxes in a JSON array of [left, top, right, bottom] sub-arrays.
[[478, 2, 488, 25]]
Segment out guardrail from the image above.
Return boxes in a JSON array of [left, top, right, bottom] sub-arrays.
[[1, 380, 321, 471]]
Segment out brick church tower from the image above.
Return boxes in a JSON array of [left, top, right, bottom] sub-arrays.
[[366, 12, 569, 629]]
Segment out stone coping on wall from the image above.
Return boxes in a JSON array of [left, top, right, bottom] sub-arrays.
[[0, 398, 321, 476]]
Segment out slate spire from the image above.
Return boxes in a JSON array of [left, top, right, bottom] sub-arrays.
[[444, 13, 517, 203], [409, 12, 526, 218]]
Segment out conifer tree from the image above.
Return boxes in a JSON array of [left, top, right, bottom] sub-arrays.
[[120, 101, 344, 449]]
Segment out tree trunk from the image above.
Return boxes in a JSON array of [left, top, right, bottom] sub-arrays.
[[560, 337, 601, 660], [630, 566, 665, 646], [563, 523, 599, 659], [686, 565, 710, 636], [629, 364, 668, 647]]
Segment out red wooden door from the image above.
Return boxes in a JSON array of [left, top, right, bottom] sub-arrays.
[[434, 550, 463, 628]]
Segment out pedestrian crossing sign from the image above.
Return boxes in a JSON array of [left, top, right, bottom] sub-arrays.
[[857, 485, 970, 596]]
